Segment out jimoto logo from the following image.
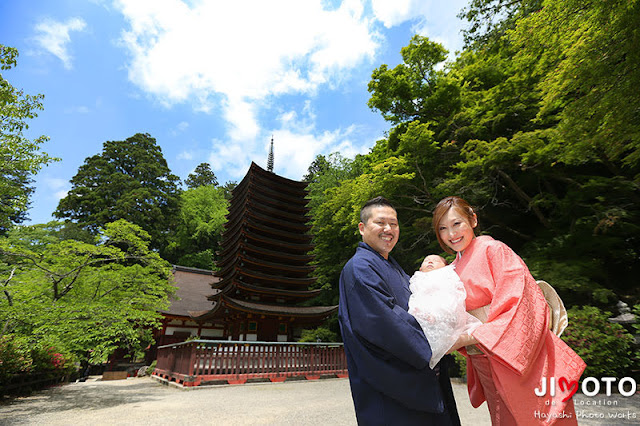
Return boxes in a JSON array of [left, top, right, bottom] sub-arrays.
[[535, 377, 637, 401]]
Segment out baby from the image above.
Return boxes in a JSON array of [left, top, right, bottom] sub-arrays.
[[408, 255, 481, 369]]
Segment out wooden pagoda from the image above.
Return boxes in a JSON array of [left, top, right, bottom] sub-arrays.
[[195, 162, 337, 341]]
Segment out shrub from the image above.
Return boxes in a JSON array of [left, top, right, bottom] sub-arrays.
[[449, 351, 467, 378], [561, 306, 634, 378], [29, 338, 77, 378], [0, 335, 33, 381], [299, 327, 338, 343]]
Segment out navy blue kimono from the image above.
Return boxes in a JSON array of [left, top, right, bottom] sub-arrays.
[[339, 242, 461, 426]]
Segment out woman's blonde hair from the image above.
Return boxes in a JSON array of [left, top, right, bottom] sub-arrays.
[[432, 196, 476, 254]]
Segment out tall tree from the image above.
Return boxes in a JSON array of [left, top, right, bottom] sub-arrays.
[[184, 162, 218, 188], [308, 155, 415, 305], [54, 133, 181, 253], [0, 45, 57, 233], [0, 220, 174, 362], [459, 0, 542, 47], [368, 35, 459, 141], [511, 0, 640, 171], [360, 6, 640, 306], [164, 185, 229, 270], [220, 180, 238, 200]]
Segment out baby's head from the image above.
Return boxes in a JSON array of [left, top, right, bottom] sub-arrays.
[[419, 254, 447, 272]]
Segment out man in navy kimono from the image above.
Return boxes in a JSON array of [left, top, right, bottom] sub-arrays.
[[338, 196, 461, 425]]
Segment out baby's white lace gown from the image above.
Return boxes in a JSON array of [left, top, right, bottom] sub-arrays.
[[408, 264, 481, 369]]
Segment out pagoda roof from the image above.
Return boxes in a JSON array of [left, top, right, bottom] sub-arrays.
[[224, 208, 312, 234], [218, 229, 314, 261], [222, 216, 312, 244], [217, 241, 314, 267], [216, 254, 314, 280], [226, 198, 310, 225], [212, 268, 317, 290], [235, 162, 308, 192], [212, 280, 321, 299], [230, 179, 310, 214], [196, 295, 337, 320]]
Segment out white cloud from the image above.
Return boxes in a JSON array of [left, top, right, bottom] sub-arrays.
[[371, 0, 418, 28], [177, 121, 189, 132], [372, 0, 468, 58], [45, 178, 69, 190], [115, 0, 380, 138], [55, 190, 69, 200], [171, 121, 190, 137], [63, 105, 90, 114], [43, 178, 70, 201], [114, 0, 465, 181], [33, 17, 87, 69], [177, 150, 193, 161], [210, 102, 369, 182], [270, 126, 363, 180]]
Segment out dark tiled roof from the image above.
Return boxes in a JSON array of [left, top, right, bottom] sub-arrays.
[[160, 266, 221, 317], [224, 296, 338, 317]]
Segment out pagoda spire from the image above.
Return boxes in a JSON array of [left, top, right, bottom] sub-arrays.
[[267, 136, 274, 172]]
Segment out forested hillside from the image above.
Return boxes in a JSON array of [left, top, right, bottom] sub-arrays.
[[306, 0, 640, 311]]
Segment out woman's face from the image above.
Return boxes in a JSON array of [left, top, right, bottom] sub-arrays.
[[438, 207, 477, 253]]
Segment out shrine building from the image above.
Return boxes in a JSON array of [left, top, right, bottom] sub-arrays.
[[155, 265, 223, 347]]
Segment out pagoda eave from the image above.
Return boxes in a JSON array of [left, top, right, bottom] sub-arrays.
[[235, 281, 322, 299], [221, 295, 337, 319]]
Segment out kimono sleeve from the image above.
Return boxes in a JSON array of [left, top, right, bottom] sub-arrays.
[[471, 243, 548, 376], [347, 261, 433, 370]]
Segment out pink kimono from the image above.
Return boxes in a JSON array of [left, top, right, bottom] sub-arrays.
[[453, 236, 586, 425]]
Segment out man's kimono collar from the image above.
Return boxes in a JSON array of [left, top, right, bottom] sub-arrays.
[[358, 242, 398, 265]]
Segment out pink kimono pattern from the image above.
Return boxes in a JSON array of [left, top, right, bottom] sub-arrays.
[[453, 236, 586, 425]]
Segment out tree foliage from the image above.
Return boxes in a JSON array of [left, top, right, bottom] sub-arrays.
[[185, 162, 218, 189], [0, 44, 58, 233], [561, 306, 635, 378], [164, 185, 229, 270], [54, 133, 181, 253], [0, 220, 174, 363], [308, 0, 640, 310], [459, 0, 542, 47]]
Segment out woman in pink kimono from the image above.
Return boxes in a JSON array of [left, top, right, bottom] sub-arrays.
[[434, 196, 586, 425]]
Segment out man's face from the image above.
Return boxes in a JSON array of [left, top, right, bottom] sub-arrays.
[[358, 206, 399, 259]]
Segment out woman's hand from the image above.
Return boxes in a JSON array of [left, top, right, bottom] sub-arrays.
[[446, 333, 479, 354]]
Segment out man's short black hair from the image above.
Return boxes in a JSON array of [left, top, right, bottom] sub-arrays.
[[360, 196, 396, 224]]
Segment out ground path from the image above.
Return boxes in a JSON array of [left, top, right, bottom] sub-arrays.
[[1, 376, 638, 425]]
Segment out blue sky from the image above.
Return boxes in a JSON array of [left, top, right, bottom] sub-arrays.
[[1, 0, 469, 225]]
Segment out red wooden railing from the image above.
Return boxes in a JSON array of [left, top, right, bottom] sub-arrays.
[[153, 340, 349, 387]]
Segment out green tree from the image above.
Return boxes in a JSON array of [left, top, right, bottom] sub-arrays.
[[54, 133, 181, 253], [459, 0, 542, 47], [0, 219, 174, 362], [561, 306, 634, 378], [220, 180, 238, 200], [511, 0, 640, 170], [304, 153, 364, 209], [368, 35, 459, 141], [360, 9, 640, 306], [165, 185, 229, 269], [309, 156, 414, 304], [0, 45, 58, 233], [185, 162, 218, 188]]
